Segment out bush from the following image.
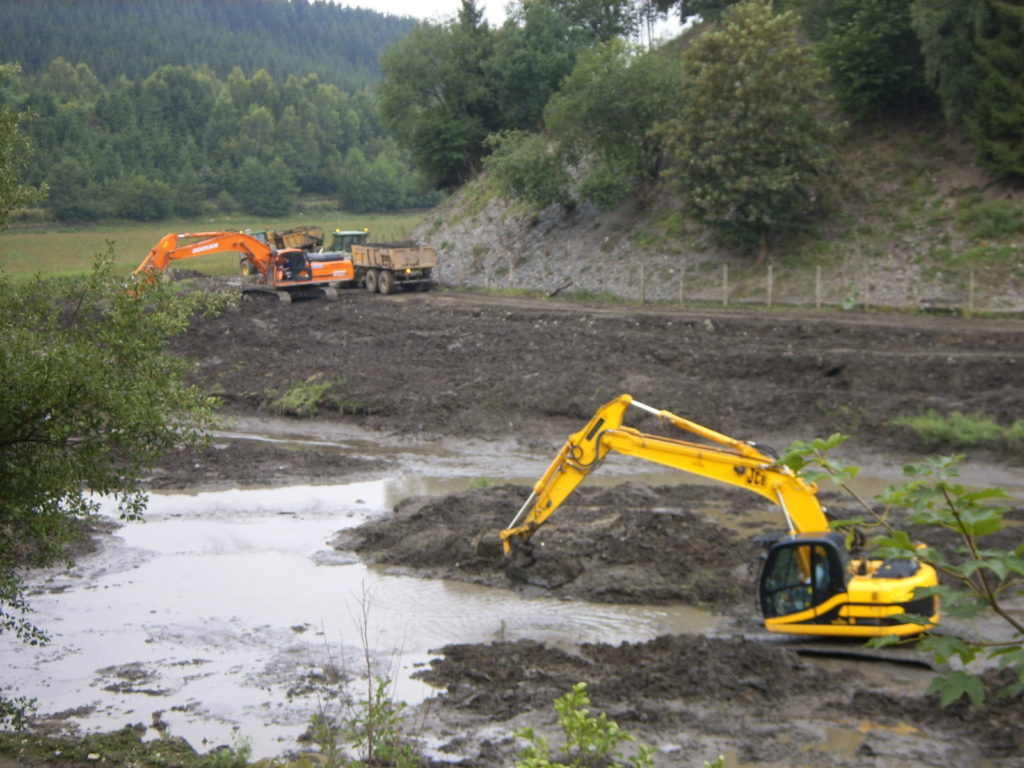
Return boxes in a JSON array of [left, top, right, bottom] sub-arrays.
[[484, 131, 573, 210], [891, 410, 1006, 451], [956, 197, 1024, 242], [515, 682, 654, 768], [784, 437, 1024, 706]]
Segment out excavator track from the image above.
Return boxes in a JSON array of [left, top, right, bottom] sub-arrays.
[[742, 632, 935, 668]]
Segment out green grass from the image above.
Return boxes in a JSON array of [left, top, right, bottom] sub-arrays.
[[0, 210, 429, 280], [890, 410, 1024, 453]]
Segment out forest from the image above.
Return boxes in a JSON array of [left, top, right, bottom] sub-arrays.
[[0, 0, 1022, 232], [0, 0, 432, 220]]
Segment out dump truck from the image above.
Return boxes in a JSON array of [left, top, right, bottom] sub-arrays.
[[248, 226, 325, 252], [350, 241, 437, 294]]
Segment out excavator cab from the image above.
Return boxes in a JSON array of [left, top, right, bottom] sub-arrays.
[[759, 532, 849, 621], [277, 249, 312, 282]]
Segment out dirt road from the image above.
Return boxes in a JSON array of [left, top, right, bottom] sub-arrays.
[[156, 282, 1024, 766]]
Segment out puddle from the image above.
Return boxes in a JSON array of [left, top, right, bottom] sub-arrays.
[[4, 477, 716, 759]]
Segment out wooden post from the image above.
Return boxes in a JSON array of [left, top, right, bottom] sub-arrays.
[[815, 266, 822, 309], [722, 264, 729, 307], [767, 264, 774, 308], [640, 260, 646, 304], [968, 269, 976, 312], [508, 253, 514, 290], [678, 268, 685, 305]]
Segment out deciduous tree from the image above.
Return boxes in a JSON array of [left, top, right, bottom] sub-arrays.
[[0, 63, 45, 227], [910, 0, 983, 126], [544, 40, 683, 207], [812, 0, 935, 116], [0, 254, 226, 726], [378, 1, 499, 189], [662, 0, 839, 258]]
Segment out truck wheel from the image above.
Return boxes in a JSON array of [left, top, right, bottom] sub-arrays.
[[378, 270, 395, 295], [364, 270, 379, 293]]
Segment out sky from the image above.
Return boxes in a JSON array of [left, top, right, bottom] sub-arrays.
[[342, 1, 684, 38], [344, 0, 509, 26]]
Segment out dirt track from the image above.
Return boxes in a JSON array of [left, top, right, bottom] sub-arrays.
[[159, 282, 1024, 767]]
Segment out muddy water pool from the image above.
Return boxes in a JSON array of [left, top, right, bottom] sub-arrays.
[[3, 436, 718, 760]]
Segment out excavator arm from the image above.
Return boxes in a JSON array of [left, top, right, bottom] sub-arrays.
[[500, 394, 827, 554], [134, 232, 275, 276]]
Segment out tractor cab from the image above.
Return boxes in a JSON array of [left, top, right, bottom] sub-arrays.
[[331, 229, 369, 254]]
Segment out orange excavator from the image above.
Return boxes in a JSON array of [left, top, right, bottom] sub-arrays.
[[501, 394, 940, 638], [134, 231, 355, 302]]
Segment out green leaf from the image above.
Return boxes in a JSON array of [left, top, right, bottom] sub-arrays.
[[865, 633, 902, 649], [954, 506, 1005, 538], [918, 635, 978, 665], [927, 670, 986, 707], [990, 645, 1024, 668]]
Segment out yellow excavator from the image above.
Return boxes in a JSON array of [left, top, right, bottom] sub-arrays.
[[501, 394, 940, 638]]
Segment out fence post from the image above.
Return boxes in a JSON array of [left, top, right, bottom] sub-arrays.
[[722, 264, 729, 307], [640, 260, 646, 303], [767, 264, 774, 308], [678, 268, 685, 305], [815, 265, 822, 309], [969, 269, 976, 312]]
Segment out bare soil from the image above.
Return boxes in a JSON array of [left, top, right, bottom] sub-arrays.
[[12, 280, 1022, 767]]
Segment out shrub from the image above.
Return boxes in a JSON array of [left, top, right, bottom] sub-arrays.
[[891, 410, 1005, 451], [515, 682, 654, 768], [483, 131, 573, 210], [956, 198, 1024, 242]]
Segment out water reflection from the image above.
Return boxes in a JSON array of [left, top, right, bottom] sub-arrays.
[[6, 479, 716, 759]]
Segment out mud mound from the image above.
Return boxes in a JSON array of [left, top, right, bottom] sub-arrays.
[[147, 439, 387, 490], [332, 482, 774, 607], [418, 634, 832, 718]]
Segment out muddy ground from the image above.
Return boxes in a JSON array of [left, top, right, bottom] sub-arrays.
[[154, 281, 1024, 767], [15, 280, 1024, 767]]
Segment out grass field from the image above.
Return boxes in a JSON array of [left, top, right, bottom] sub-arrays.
[[0, 210, 430, 280]]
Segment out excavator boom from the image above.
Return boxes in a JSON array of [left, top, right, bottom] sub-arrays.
[[501, 394, 826, 553], [135, 231, 271, 275]]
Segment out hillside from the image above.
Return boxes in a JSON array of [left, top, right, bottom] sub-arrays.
[[414, 118, 1024, 314], [0, 0, 415, 90]]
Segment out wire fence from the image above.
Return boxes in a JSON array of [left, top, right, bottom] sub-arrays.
[[437, 255, 1024, 315]]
